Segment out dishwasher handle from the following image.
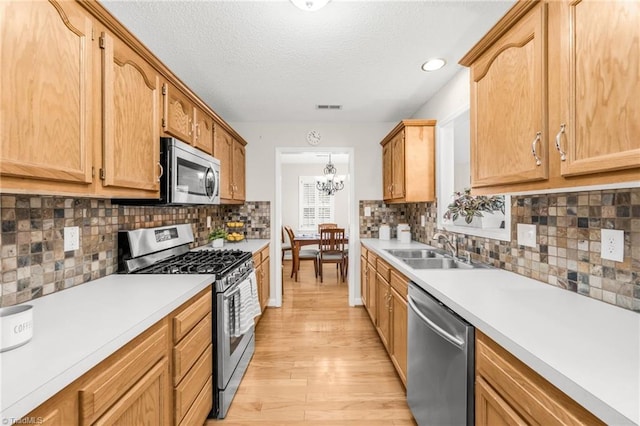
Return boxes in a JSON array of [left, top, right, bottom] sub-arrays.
[[408, 295, 465, 349]]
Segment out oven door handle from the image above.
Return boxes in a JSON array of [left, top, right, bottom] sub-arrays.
[[224, 285, 243, 300]]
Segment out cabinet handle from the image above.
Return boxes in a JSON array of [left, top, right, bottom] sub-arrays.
[[531, 132, 542, 166], [555, 123, 567, 161], [157, 162, 164, 182], [188, 118, 193, 136]]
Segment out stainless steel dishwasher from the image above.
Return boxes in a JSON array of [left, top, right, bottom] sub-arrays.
[[407, 282, 474, 426]]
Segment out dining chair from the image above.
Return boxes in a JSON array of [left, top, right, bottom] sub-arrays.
[[318, 223, 338, 232], [284, 226, 318, 282], [318, 227, 347, 283], [281, 226, 292, 261]]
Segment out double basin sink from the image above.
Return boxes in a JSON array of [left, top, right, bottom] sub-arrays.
[[385, 249, 489, 270]]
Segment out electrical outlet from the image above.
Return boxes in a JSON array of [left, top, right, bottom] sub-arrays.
[[206, 216, 212, 229], [601, 229, 624, 262], [517, 223, 537, 248], [364, 207, 371, 217], [64, 226, 80, 252], [421, 215, 426, 227]]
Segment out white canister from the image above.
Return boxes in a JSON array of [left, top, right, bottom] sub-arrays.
[[379, 224, 390, 240], [397, 223, 411, 244], [0, 305, 33, 352]]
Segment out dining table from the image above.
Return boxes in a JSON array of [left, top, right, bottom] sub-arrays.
[[291, 232, 349, 277]]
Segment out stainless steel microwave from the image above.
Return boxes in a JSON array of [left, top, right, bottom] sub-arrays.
[[159, 137, 220, 205]]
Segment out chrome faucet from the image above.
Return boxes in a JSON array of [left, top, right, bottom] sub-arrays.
[[432, 232, 458, 258]]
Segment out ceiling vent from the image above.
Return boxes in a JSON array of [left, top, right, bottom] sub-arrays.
[[316, 104, 342, 110]]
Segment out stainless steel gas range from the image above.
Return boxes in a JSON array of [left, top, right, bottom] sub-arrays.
[[118, 223, 256, 419]]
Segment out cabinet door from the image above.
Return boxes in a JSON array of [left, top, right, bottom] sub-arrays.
[[214, 123, 233, 200], [556, 0, 640, 176], [101, 32, 160, 194], [193, 107, 214, 154], [232, 140, 246, 201], [162, 84, 194, 143], [1, 0, 93, 184], [391, 132, 405, 199], [476, 376, 527, 426], [94, 358, 171, 426], [382, 143, 393, 200], [360, 255, 368, 308], [375, 273, 390, 351], [254, 261, 264, 318], [261, 254, 270, 310], [470, 3, 548, 187], [366, 261, 377, 323], [390, 287, 407, 386]]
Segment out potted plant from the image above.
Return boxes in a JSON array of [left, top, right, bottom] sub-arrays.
[[443, 188, 505, 228], [208, 228, 227, 248]]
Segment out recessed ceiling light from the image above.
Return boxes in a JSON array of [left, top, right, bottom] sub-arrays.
[[421, 58, 446, 72], [290, 0, 331, 12]]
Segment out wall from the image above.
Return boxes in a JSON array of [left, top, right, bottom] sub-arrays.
[[231, 122, 395, 204], [281, 163, 349, 231], [0, 194, 270, 307]]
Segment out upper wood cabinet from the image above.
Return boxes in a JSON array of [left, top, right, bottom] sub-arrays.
[[380, 120, 436, 203], [99, 31, 160, 197], [162, 83, 194, 143], [555, 0, 640, 177], [193, 106, 214, 155], [214, 122, 246, 203], [0, 1, 248, 198], [0, 0, 94, 188], [460, 0, 640, 194]]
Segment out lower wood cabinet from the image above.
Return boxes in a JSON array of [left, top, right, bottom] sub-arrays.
[[170, 288, 213, 426], [25, 286, 213, 426], [253, 244, 271, 324], [361, 244, 408, 388], [476, 331, 604, 426]]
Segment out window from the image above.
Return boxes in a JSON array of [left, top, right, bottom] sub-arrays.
[[298, 176, 335, 231]]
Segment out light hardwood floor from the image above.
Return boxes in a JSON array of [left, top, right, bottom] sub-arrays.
[[208, 260, 416, 425]]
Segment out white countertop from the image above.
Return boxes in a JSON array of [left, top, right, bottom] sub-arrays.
[[0, 274, 213, 421], [362, 238, 640, 426]]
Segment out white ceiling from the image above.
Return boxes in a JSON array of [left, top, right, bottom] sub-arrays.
[[100, 0, 514, 124]]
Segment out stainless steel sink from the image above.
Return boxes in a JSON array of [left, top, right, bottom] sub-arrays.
[[385, 249, 443, 259], [400, 257, 472, 269]]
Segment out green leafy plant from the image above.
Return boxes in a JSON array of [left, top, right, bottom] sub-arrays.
[[208, 228, 227, 240], [443, 188, 505, 224]]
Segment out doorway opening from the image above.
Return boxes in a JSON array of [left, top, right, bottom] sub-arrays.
[[273, 147, 357, 307]]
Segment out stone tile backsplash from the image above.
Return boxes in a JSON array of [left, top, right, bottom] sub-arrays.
[[360, 187, 640, 313], [1, 195, 270, 307]]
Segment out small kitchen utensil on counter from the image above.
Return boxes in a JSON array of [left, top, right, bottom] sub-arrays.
[[379, 224, 390, 240], [397, 223, 411, 244], [0, 304, 33, 352]]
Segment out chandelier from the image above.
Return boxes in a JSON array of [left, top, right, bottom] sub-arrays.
[[316, 154, 345, 196]]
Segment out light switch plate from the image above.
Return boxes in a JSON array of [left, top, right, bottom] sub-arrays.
[[364, 206, 371, 217], [421, 215, 426, 227], [206, 216, 212, 229], [601, 229, 624, 262], [517, 223, 537, 248], [64, 226, 80, 252]]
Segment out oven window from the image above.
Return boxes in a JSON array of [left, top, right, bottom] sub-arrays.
[[177, 157, 209, 196]]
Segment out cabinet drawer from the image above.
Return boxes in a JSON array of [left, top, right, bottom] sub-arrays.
[[173, 315, 212, 385], [376, 258, 391, 282], [173, 288, 211, 343], [260, 245, 269, 261], [79, 322, 168, 425], [179, 376, 213, 426], [476, 332, 604, 425], [174, 345, 212, 425], [390, 269, 408, 300], [361, 245, 368, 259], [367, 251, 377, 266], [252, 252, 261, 265]]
